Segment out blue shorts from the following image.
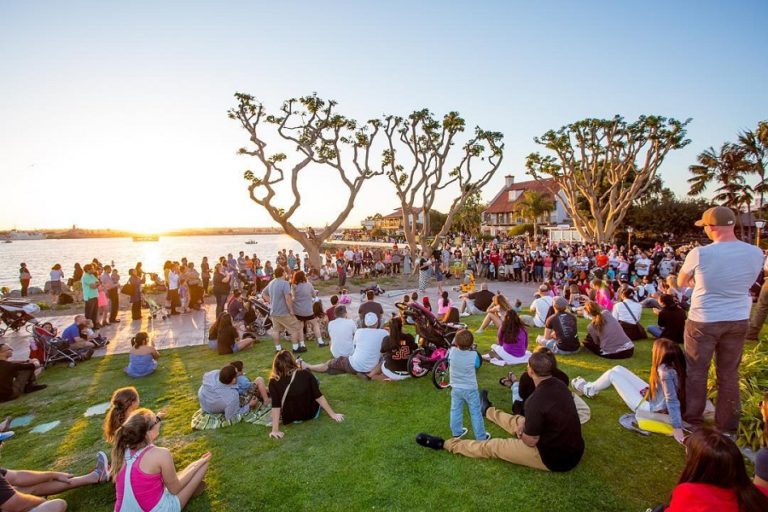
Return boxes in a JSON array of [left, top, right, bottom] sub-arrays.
[[207, 339, 240, 352]]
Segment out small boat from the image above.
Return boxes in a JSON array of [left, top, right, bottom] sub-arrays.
[[245, 240, 257, 245], [132, 235, 160, 242]]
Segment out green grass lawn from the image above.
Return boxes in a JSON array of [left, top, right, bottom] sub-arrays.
[[1, 311, 707, 511]]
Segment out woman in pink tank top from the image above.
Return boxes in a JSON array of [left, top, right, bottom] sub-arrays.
[[111, 408, 211, 512]]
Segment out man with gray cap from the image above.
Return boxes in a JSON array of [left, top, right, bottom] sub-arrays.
[[301, 312, 386, 378], [679, 206, 763, 432]]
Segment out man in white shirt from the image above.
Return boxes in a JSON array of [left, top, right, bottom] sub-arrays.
[[328, 305, 356, 358], [634, 252, 652, 278], [302, 313, 387, 377], [167, 263, 181, 315], [520, 285, 554, 328], [679, 206, 764, 432]]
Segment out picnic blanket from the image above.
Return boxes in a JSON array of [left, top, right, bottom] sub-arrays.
[[191, 403, 272, 430]]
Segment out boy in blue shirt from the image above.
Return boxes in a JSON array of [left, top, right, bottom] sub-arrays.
[[448, 330, 489, 440]]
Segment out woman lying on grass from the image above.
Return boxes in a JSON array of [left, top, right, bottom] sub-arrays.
[[571, 338, 686, 443], [269, 350, 344, 439], [111, 408, 210, 511]]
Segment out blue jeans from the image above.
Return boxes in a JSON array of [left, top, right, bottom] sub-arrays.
[[647, 325, 663, 338], [450, 387, 487, 439]]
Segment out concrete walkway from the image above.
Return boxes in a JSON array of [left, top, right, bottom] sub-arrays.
[[2, 280, 540, 360]]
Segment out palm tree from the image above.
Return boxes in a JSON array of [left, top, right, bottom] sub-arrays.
[[688, 143, 754, 239], [738, 121, 768, 213], [514, 190, 555, 237]]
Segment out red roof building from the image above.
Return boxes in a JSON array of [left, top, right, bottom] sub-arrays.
[[481, 175, 571, 235]]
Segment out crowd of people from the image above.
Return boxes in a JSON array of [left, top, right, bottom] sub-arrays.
[[3, 206, 768, 510]]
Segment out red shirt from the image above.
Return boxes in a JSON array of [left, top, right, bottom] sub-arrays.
[[667, 482, 738, 512], [596, 254, 608, 268]]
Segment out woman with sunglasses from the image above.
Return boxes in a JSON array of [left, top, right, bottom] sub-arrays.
[[111, 409, 210, 511]]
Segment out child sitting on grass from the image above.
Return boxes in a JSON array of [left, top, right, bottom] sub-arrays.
[[229, 360, 270, 407], [448, 330, 489, 440]]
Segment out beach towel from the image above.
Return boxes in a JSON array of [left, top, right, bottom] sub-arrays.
[[191, 403, 272, 430]]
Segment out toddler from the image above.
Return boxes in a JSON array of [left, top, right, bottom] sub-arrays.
[[448, 330, 489, 440], [229, 360, 270, 406]]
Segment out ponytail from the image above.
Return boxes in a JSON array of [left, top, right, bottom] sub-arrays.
[[103, 387, 139, 443], [110, 408, 153, 479]]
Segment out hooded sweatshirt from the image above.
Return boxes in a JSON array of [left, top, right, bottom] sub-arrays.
[[197, 369, 248, 420]]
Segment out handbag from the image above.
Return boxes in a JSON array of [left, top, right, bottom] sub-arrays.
[[634, 395, 674, 435], [279, 370, 298, 421], [620, 302, 647, 340], [121, 282, 134, 296]]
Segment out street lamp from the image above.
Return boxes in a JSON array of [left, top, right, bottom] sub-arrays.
[[755, 220, 766, 247], [626, 226, 634, 249]]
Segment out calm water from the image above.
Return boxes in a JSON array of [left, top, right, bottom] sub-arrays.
[[0, 234, 304, 290]]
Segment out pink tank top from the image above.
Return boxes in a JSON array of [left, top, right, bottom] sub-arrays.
[[115, 445, 164, 512]]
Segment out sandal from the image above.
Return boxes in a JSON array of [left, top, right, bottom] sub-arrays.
[[498, 372, 517, 388]]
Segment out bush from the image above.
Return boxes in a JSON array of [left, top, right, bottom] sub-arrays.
[[507, 224, 533, 237], [708, 342, 768, 450]]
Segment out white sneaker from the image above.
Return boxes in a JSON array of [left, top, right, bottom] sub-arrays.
[[453, 427, 468, 439], [460, 312, 470, 317], [571, 377, 592, 397], [475, 328, 484, 334], [482, 432, 491, 440]]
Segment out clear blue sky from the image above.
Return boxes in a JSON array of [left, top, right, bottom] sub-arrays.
[[1, 0, 766, 231]]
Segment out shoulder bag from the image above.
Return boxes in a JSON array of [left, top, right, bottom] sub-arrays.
[[619, 302, 647, 340]]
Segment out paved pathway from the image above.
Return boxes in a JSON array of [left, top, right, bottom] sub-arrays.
[[1, 280, 539, 360]]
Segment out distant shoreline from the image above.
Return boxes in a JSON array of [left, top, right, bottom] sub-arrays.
[[0, 227, 293, 240]]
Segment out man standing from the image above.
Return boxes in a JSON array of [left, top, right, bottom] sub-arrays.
[[746, 255, 768, 341], [679, 206, 763, 432], [262, 266, 302, 353], [80, 264, 100, 327], [101, 265, 119, 324], [167, 263, 181, 315], [415, 351, 584, 472]]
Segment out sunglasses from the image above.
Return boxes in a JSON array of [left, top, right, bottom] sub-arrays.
[[150, 415, 162, 429]]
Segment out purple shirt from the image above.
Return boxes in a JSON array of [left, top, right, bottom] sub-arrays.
[[497, 325, 528, 357]]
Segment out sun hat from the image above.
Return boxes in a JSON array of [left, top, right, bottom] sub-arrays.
[[364, 312, 378, 327], [694, 206, 736, 227]]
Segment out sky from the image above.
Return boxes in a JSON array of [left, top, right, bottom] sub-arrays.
[[0, 0, 766, 232]]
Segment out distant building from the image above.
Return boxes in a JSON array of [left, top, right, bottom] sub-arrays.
[[481, 175, 571, 236], [371, 207, 426, 234]]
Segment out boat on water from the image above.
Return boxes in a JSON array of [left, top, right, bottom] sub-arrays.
[[132, 234, 160, 242], [245, 240, 257, 245], [7, 230, 45, 240]]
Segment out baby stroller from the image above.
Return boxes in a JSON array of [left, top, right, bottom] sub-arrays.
[[29, 323, 95, 368], [452, 270, 476, 294], [143, 297, 168, 320], [0, 298, 40, 337], [246, 296, 274, 336], [396, 302, 469, 389]]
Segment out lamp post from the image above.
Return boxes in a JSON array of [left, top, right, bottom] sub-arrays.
[[755, 220, 766, 247], [626, 226, 634, 249]]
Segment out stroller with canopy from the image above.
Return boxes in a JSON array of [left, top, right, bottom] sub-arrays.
[[245, 296, 274, 336], [396, 301, 473, 389], [29, 323, 96, 368], [0, 298, 40, 337]]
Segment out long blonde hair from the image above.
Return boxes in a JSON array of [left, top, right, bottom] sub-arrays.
[[110, 408, 155, 478], [647, 338, 686, 408], [494, 294, 512, 313], [103, 387, 139, 443], [270, 350, 298, 381], [585, 301, 605, 333]]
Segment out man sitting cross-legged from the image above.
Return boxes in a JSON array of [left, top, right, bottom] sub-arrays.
[[415, 351, 585, 472], [0, 431, 110, 512], [300, 312, 386, 379]]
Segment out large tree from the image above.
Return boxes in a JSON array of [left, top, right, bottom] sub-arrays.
[[229, 93, 381, 268], [513, 190, 554, 237], [526, 115, 690, 243], [738, 120, 768, 211], [381, 109, 504, 257]]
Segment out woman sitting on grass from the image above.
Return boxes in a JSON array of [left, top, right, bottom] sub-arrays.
[[475, 294, 512, 334], [269, 350, 344, 439], [581, 301, 634, 359], [104, 386, 140, 443], [112, 408, 210, 511], [662, 428, 768, 511], [208, 312, 254, 355], [481, 309, 531, 365], [571, 338, 686, 443], [124, 332, 160, 378], [368, 317, 418, 381]]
